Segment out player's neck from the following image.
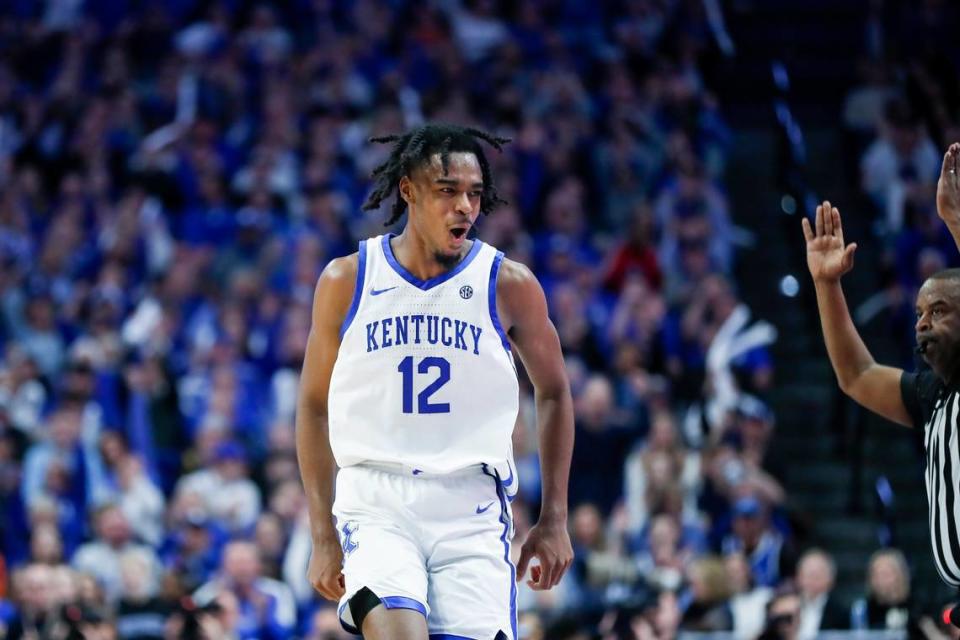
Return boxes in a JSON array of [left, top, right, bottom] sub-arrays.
[[389, 230, 470, 280]]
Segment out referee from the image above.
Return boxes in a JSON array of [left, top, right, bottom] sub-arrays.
[[802, 143, 960, 589]]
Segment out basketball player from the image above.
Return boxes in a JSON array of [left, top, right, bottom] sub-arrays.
[[295, 124, 574, 640], [803, 144, 960, 592]]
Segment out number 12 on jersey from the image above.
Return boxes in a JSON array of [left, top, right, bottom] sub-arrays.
[[397, 356, 451, 414]]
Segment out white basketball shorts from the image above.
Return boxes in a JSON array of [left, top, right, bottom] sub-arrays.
[[333, 463, 518, 639]]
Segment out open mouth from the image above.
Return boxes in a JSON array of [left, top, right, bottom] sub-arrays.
[[450, 227, 468, 240], [918, 337, 936, 355]]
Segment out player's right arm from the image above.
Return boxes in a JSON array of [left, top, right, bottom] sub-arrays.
[[295, 253, 358, 601], [803, 201, 912, 428]]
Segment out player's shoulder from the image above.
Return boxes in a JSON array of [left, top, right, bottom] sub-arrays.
[[321, 252, 360, 283], [314, 252, 360, 309], [494, 256, 546, 318], [492, 256, 550, 333], [495, 256, 538, 289]]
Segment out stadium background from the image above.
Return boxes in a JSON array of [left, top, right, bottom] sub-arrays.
[[0, 0, 956, 638]]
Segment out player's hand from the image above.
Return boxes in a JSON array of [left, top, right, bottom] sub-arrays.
[[937, 142, 960, 225], [802, 201, 857, 283], [516, 517, 573, 591], [308, 531, 346, 601]]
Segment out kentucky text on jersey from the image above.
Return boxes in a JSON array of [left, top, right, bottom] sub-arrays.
[[365, 314, 483, 354]]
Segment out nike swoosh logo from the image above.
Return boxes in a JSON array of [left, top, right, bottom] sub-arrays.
[[476, 501, 495, 514], [370, 286, 398, 296]]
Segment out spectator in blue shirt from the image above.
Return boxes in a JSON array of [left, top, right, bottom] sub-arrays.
[[193, 540, 296, 640]]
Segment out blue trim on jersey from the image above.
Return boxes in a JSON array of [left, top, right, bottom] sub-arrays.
[[338, 594, 426, 635], [482, 465, 518, 640], [488, 251, 511, 353], [339, 240, 367, 339], [502, 460, 516, 503], [429, 634, 476, 639], [501, 461, 514, 487], [381, 595, 428, 617], [381, 234, 483, 290]]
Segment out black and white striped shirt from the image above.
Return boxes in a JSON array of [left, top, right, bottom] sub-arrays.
[[902, 370, 960, 587]]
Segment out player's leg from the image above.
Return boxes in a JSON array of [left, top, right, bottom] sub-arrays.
[[361, 606, 429, 639], [423, 471, 518, 640], [333, 467, 431, 638], [341, 585, 429, 639]]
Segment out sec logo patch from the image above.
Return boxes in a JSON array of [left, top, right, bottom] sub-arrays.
[[459, 285, 473, 299]]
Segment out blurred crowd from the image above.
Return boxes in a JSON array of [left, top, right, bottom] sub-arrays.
[[844, 0, 960, 369], [0, 1, 951, 639]]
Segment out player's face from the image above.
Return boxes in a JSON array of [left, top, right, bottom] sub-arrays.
[[401, 152, 483, 266], [915, 278, 960, 381]]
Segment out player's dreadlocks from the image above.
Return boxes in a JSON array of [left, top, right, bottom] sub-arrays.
[[362, 123, 511, 226]]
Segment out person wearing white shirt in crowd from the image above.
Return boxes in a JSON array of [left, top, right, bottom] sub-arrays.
[[623, 411, 700, 535], [282, 509, 315, 606], [0, 346, 46, 439], [175, 440, 261, 533], [71, 503, 160, 604], [111, 451, 165, 547], [725, 550, 772, 640], [797, 548, 848, 639], [860, 99, 941, 232]]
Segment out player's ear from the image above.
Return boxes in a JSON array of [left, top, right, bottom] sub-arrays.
[[399, 176, 416, 205]]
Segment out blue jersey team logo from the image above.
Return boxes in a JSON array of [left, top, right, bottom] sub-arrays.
[[459, 285, 473, 299], [341, 521, 359, 556]]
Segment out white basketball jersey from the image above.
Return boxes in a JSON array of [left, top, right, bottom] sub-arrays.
[[328, 234, 520, 477]]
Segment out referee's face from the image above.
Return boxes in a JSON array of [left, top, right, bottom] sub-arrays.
[[915, 278, 960, 381]]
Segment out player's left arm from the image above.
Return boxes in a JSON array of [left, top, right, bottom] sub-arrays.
[[937, 142, 960, 251], [497, 257, 574, 591]]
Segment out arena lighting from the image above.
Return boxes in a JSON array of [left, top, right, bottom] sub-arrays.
[[779, 275, 800, 298], [780, 194, 797, 215]]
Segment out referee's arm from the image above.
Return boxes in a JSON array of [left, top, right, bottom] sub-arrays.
[[803, 201, 913, 429]]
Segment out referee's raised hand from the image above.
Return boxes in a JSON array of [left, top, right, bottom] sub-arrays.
[[938, 142, 960, 229], [802, 201, 858, 283]]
